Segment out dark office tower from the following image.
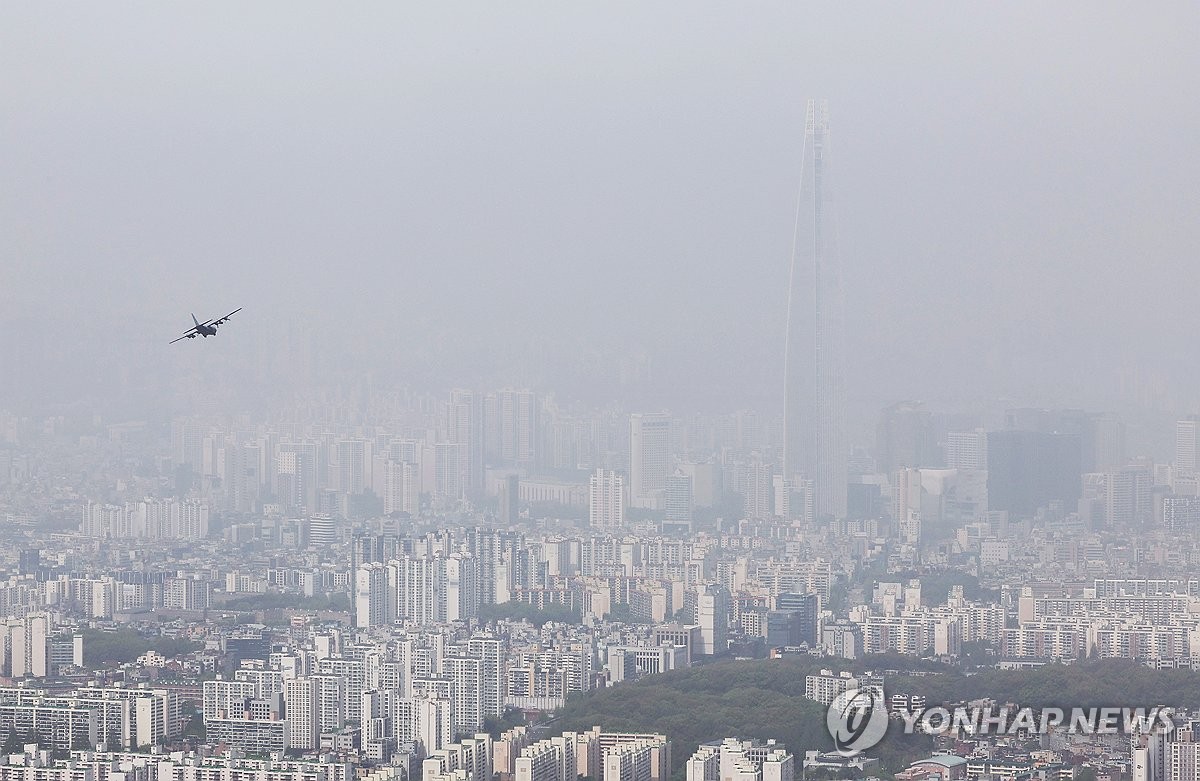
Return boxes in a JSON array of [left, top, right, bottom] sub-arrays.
[[784, 99, 847, 519], [986, 430, 1082, 518], [876, 401, 941, 475], [18, 549, 40, 577], [1005, 408, 1100, 472], [773, 592, 820, 646], [499, 473, 520, 526], [847, 482, 884, 520]]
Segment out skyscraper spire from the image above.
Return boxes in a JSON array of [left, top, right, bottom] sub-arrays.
[[784, 99, 848, 519]]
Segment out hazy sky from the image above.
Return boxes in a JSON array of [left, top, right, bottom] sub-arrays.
[[3, 3, 1198, 417]]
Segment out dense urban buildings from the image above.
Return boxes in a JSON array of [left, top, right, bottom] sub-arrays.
[[3, 387, 1200, 781]]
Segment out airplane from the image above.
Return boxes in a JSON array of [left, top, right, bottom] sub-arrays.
[[170, 308, 242, 344]]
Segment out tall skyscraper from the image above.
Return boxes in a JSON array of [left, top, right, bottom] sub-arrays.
[[1091, 412, 1126, 473], [336, 438, 371, 495], [1176, 416, 1200, 476], [499, 473, 520, 525], [434, 443, 464, 501], [630, 413, 671, 509], [447, 389, 484, 496], [946, 429, 989, 471], [664, 472, 694, 524], [783, 99, 847, 519], [876, 401, 940, 475], [740, 460, 774, 520]]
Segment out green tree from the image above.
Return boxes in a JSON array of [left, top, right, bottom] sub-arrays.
[[81, 628, 202, 666], [182, 716, 206, 742], [477, 602, 581, 627]]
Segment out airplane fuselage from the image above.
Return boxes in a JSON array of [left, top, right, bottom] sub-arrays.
[[189, 313, 217, 338]]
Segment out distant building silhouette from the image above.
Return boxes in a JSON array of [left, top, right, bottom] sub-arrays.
[[986, 430, 1081, 518], [783, 100, 847, 518]]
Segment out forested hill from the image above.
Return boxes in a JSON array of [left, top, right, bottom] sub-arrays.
[[551, 657, 932, 776], [549, 656, 1200, 777]]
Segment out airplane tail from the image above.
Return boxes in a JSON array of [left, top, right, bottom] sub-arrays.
[[191, 313, 200, 327]]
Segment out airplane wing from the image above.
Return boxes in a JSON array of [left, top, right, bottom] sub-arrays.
[[169, 328, 200, 344], [210, 307, 242, 327]]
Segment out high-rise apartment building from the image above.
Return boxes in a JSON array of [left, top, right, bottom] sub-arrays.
[[695, 584, 729, 655], [282, 677, 319, 750], [589, 469, 626, 531], [336, 438, 372, 495], [738, 460, 773, 520], [389, 553, 480, 625], [276, 442, 319, 512], [448, 390, 485, 495], [434, 443, 464, 502], [354, 563, 389, 629], [497, 389, 538, 467], [1105, 463, 1154, 528], [382, 459, 419, 516], [2, 613, 50, 678]]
